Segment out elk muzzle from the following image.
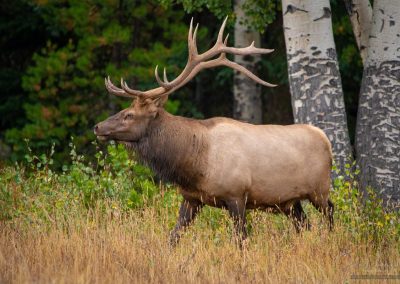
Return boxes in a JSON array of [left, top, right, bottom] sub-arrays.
[[94, 122, 111, 141]]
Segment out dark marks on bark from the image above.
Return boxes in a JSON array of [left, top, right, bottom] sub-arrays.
[[284, 4, 308, 15], [378, 61, 400, 81], [313, 7, 332, 21], [356, 60, 400, 204], [287, 49, 306, 60], [326, 48, 337, 60], [389, 20, 395, 26], [380, 19, 385, 32], [329, 78, 337, 87], [378, 79, 390, 85]]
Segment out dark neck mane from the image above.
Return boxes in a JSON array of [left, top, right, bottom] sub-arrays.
[[126, 109, 208, 189]]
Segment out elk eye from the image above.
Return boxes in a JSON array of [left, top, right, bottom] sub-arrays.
[[124, 113, 134, 120]]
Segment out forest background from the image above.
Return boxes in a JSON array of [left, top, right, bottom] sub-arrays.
[[0, 0, 362, 165]]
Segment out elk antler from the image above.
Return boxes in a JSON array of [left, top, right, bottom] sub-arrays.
[[105, 16, 276, 99]]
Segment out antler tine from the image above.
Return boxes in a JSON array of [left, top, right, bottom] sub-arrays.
[[220, 58, 277, 87], [224, 33, 229, 46], [148, 50, 276, 100], [153, 18, 197, 91], [192, 23, 199, 55], [163, 68, 169, 83], [217, 16, 228, 45], [105, 77, 137, 98], [188, 18, 193, 48], [106, 17, 276, 101], [152, 18, 200, 91], [218, 33, 229, 60], [120, 78, 146, 97], [154, 65, 170, 88], [105, 76, 124, 94], [188, 18, 199, 58], [196, 16, 273, 61], [222, 44, 274, 56]]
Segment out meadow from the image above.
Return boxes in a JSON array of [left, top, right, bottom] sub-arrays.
[[1, 142, 399, 283]]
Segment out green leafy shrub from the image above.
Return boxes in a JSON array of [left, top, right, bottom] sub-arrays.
[[0, 140, 159, 225], [331, 161, 400, 243]]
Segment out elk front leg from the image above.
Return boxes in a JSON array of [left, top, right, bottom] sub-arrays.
[[226, 199, 248, 247], [170, 198, 203, 246]]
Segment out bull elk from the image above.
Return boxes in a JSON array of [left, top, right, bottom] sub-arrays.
[[94, 17, 334, 245]]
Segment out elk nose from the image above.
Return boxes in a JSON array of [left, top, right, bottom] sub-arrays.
[[93, 124, 99, 135]]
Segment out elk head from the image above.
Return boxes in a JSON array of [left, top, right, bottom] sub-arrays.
[[94, 17, 276, 143]]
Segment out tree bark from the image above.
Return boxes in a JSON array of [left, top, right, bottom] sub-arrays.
[[343, 0, 372, 65], [282, 0, 353, 176], [355, 0, 400, 205], [233, 0, 262, 124]]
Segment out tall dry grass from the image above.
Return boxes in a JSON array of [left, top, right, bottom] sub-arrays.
[[1, 145, 399, 283], [1, 202, 399, 283]]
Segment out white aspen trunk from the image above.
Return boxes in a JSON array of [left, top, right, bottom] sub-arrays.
[[343, 0, 372, 64], [355, 0, 400, 205], [282, 0, 353, 176], [233, 0, 262, 124]]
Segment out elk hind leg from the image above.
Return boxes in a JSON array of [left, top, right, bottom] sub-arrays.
[[283, 201, 311, 233], [225, 199, 248, 248]]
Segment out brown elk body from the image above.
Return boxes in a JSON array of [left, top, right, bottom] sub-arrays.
[[94, 18, 334, 245]]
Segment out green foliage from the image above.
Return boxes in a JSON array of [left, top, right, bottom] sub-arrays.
[[0, 0, 49, 132], [0, 140, 159, 223], [331, 161, 399, 243], [158, 0, 278, 32], [159, 0, 232, 19], [241, 0, 278, 32], [4, 0, 190, 163]]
